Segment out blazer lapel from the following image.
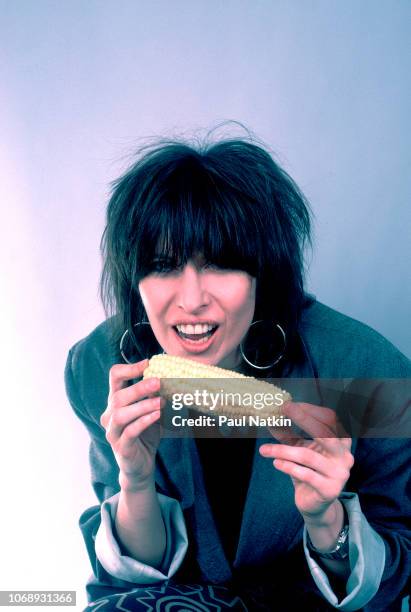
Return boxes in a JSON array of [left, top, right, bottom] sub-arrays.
[[157, 434, 232, 583], [234, 334, 322, 567], [234, 436, 303, 567]]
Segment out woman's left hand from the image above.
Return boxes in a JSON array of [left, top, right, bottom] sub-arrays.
[[259, 402, 354, 522]]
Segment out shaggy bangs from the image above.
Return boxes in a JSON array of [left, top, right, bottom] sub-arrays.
[[135, 156, 262, 281]]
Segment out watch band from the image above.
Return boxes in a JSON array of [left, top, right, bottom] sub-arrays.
[[306, 503, 350, 560]]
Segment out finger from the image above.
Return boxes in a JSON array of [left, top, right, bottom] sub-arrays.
[[109, 376, 161, 410], [267, 425, 304, 444], [101, 375, 160, 431], [283, 402, 350, 439], [282, 402, 337, 438], [109, 359, 150, 396], [284, 402, 337, 426], [310, 437, 353, 456], [268, 425, 351, 458], [259, 444, 350, 480], [267, 424, 351, 458], [107, 397, 164, 441], [120, 411, 161, 454], [269, 402, 334, 442], [272, 459, 342, 499]]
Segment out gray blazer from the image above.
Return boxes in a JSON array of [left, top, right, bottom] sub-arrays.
[[65, 299, 411, 611]]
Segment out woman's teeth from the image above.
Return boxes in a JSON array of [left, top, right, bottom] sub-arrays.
[[175, 323, 217, 342], [177, 323, 214, 334]]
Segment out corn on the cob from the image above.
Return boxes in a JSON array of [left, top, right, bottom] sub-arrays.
[[143, 353, 291, 418]]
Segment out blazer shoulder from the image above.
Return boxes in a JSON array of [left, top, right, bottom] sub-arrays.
[[67, 319, 119, 375], [300, 300, 411, 377], [65, 319, 120, 424]]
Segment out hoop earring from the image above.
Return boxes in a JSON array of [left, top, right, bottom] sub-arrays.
[[240, 320, 286, 370], [119, 321, 162, 364]]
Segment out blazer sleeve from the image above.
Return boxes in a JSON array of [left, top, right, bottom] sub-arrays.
[[344, 436, 411, 609], [64, 345, 188, 601], [339, 377, 411, 609], [314, 379, 411, 609], [65, 347, 128, 590]]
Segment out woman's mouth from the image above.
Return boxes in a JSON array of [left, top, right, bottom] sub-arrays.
[[174, 323, 218, 343], [172, 323, 219, 352]]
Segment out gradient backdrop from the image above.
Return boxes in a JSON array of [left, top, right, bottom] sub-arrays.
[[1, 1, 410, 610]]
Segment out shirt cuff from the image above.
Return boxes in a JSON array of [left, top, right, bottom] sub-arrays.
[[303, 492, 385, 611], [95, 492, 188, 584]]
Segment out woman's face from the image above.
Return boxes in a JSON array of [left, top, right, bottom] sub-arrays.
[[138, 254, 256, 369]]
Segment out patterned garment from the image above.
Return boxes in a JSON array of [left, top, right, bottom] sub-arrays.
[[85, 584, 248, 611]]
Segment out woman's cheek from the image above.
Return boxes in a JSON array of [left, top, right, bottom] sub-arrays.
[[139, 278, 171, 314], [218, 275, 255, 312], [210, 272, 254, 300]]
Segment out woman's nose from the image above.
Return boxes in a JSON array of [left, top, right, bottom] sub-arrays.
[[176, 263, 210, 312]]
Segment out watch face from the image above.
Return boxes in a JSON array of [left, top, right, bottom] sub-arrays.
[[307, 524, 349, 560], [337, 525, 349, 544]]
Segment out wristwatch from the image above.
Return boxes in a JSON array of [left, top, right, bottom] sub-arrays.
[[306, 506, 350, 561]]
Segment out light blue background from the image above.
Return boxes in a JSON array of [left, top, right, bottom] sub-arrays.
[[1, 1, 410, 605], [2, 0, 410, 357]]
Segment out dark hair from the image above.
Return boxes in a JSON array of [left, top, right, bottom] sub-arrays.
[[100, 136, 312, 364]]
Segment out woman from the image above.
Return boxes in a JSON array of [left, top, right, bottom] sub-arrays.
[[65, 137, 410, 611]]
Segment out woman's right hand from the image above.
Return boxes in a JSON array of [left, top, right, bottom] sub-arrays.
[[100, 359, 165, 491]]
